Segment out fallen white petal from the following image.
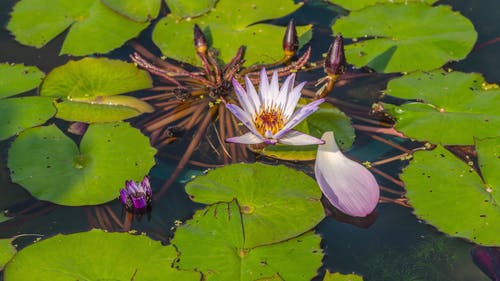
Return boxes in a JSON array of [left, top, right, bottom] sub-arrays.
[[315, 131, 380, 217]]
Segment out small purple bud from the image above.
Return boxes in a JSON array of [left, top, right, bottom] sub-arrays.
[[193, 24, 208, 54], [140, 176, 153, 203], [125, 180, 139, 193], [119, 189, 130, 206], [119, 176, 153, 211], [324, 33, 346, 76], [282, 19, 299, 57], [68, 122, 88, 135], [471, 246, 500, 281], [130, 193, 148, 209]]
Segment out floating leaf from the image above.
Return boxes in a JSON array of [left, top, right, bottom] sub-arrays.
[[41, 58, 152, 122], [7, 0, 149, 55], [4, 229, 200, 280], [333, 3, 477, 73], [186, 163, 324, 248], [0, 63, 44, 99], [164, 0, 217, 18], [323, 270, 364, 281], [258, 99, 354, 161], [402, 140, 500, 246], [172, 201, 323, 281], [54, 101, 141, 123], [383, 70, 500, 145], [0, 97, 56, 140], [41, 58, 152, 98], [328, 0, 437, 11], [0, 211, 11, 223], [8, 123, 156, 206], [101, 0, 161, 22], [153, 0, 310, 66], [0, 239, 16, 271]]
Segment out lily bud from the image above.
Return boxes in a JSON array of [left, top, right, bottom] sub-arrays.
[[315, 131, 379, 217], [324, 33, 346, 76], [282, 19, 299, 57], [119, 176, 153, 210], [193, 24, 208, 54], [471, 246, 500, 281]]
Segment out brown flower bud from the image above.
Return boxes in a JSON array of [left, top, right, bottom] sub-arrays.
[[282, 19, 298, 57], [193, 24, 208, 54], [324, 33, 346, 76]]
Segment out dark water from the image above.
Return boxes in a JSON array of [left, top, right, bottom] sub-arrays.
[[1, 0, 498, 280]]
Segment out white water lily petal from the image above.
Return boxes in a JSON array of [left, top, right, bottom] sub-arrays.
[[232, 77, 255, 117], [276, 73, 295, 112], [269, 70, 280, 104], [225, 68, 323, 146], [226, 132, 263, 144], [244, 75, 261, 115], [283, 81, 306, 119], [315, 131, 380, 217], [258, 68, 270, 108], [275, 98, 324, 140], [225, 104, 261, 137], [279, 130, 325, 145]]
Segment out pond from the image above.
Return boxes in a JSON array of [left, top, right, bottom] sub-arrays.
[[1, 0, 499, 280]]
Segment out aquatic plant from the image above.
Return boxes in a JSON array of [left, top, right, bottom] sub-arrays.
[[131, 19, 321, 195], [226, 68, 325, 145], [119, 176, 153, 211]]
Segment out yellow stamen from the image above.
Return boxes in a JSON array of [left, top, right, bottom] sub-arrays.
[[254, 109, 284, 136]]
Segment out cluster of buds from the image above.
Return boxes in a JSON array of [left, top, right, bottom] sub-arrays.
[[119, 176, 152, 211]]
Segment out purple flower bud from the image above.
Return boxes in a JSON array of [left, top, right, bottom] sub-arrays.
[[324, 33, 346, 76], [68, 122, 88, 135], [193, 24, 208, 54], [471, 246, 500, 281], [119, 176, 153, 211], [282, 19, 299, 57], [315, 132, 379, 217]]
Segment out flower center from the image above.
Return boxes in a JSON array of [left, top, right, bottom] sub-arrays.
[[254, 109, 284, 137]]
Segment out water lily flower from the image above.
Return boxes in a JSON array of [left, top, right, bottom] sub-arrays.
[[226, 68, 325, 145], [315, 131, 380, 217], [119, 176, 152, 210]]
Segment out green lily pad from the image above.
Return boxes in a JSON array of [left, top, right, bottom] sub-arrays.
[[164, 0, 217, 18], [259, 99, 355, 161], [0, 238, 16, 271], [172, 201, 323, 281], [185, 163, 324, 248], [323, 271, 364, 281], [402, 140, 500, 246], [333, 3, 477, 73], [8, 123, 156, 206], [328, 0, 437, 11], [101, 0, 161, 22], [41, 57, 152, 122], [0, 211, 11, 223], [54, 100, 141, 123], [382, 70, 500, 145], [41, 58, 152, 98], [0, 63, 44, 99], [0, 97, 56, 140], [153, 0, 310, 66], [7, 0, 149, 56], [4, 229, 200, 280]]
